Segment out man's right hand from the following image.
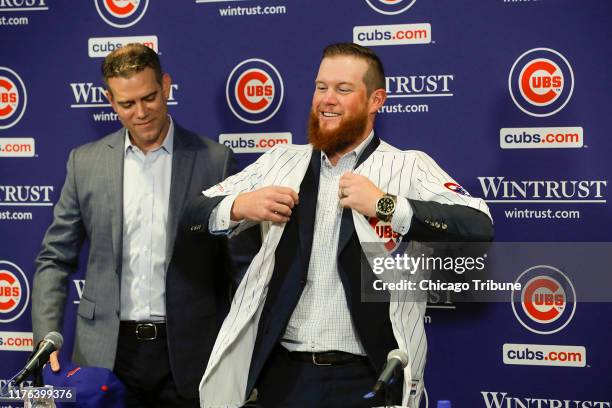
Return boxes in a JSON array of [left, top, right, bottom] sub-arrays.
[[231, 186, 299, 223], [49, 350, 60, 372]]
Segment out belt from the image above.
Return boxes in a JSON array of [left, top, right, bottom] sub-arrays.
[[285, 349, 368, 366], [119, 321, 166, 341]]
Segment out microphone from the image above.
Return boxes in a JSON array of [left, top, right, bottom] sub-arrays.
[[370, 349, 409, 396], [14, 332, 63, 385]]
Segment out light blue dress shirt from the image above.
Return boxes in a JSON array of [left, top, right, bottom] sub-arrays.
[[120, 119, 174, 321]]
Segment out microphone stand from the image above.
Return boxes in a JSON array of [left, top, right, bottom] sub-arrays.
[[385, 382, 393, 407], [383, 365, 399, 408], [33, 369, 44, 388], [17, 342, 45, 387]]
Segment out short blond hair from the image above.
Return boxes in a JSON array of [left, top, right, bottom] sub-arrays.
[[322, 42, 385, 95], [101, 43, 162, 88]]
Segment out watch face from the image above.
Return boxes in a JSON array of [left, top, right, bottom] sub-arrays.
[[378, 197, 395, 215]]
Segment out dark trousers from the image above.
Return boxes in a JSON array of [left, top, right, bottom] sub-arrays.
[[113, 329, 199, 408], [255, 346, 401, 408]]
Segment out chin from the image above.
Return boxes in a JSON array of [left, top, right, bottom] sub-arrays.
[[319, 122, 340, 132]]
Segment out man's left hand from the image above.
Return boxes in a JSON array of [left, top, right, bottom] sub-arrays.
[[338, 172, 383, 218]]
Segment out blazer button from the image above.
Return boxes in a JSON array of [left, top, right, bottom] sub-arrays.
[[441, 223, 448, 230], [434, 221, 440, 229]]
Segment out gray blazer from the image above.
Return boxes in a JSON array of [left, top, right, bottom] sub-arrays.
[[32, 123, 234, 398]]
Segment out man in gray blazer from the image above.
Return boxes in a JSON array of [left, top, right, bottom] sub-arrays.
[[32, 44, 233, 407]]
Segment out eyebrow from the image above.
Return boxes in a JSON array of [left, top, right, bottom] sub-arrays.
[[117, 90, 158, 104], [315, 80, 355, 86]]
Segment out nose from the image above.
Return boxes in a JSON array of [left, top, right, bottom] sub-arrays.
[[135, 101, 147, 119], [320, 89, 338, 106]]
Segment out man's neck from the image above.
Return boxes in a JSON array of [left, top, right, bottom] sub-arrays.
[[327, 128, 373, 167]]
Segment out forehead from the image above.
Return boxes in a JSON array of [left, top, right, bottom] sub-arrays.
[[107, 67, 160, 98], [316, 56, 368, 85]]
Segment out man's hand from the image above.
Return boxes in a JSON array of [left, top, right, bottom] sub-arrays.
[[338, 173, 384, 218], [49, 350, 60, 372], [231, 186, 299, 223]]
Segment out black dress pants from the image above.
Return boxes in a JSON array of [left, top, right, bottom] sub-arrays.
[[255, 346, 402, 408], [113, 327, 199, 408]]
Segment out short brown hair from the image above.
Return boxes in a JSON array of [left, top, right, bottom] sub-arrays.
[[101, 43, 163, 88], [322, 42, 385, 95]]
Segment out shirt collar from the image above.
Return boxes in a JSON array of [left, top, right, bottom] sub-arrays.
[[320, 130, 375, 165], [124, 115, 174, 155]]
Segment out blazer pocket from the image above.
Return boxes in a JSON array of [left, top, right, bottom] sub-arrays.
[[77, 296, 95, 320]]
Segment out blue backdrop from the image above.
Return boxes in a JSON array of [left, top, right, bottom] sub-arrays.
[[1, 0, 611, 406]]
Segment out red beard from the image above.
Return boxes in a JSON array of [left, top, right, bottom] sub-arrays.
[[307, 107, 368, 156]]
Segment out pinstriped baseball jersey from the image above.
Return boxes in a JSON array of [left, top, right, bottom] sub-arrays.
[[199, 140, 491, 408]]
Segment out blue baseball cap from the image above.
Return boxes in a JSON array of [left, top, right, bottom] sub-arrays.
[[42, 362, 125, 407]]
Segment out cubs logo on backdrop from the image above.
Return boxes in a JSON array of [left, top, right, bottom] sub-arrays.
[[0, 67, 27, 130], [365, 0, 417, 15], [94, 0, 149, 28], [511, 265, 576, 335], [226, 59, 284, 124], [0, 261, 29, 323], [508, 48, 574, 117]]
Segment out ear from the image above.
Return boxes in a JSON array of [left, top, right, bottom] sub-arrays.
[[162, 73, 172, 99], [368, 88, 387, 114]]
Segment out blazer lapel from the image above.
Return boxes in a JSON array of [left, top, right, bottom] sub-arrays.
[[337, 136, 381, 256], [166, 125, 195, 259], [297, 150, 321, 269], [105, 130, 125, 273]]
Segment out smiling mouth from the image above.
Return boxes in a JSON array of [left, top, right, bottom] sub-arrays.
[[321, 111, 341, 118]]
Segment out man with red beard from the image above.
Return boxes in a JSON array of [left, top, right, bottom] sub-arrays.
[[184, 43, 493, 408]]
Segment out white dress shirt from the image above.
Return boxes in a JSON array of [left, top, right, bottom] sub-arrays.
[[120, 119, 174, 321]]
